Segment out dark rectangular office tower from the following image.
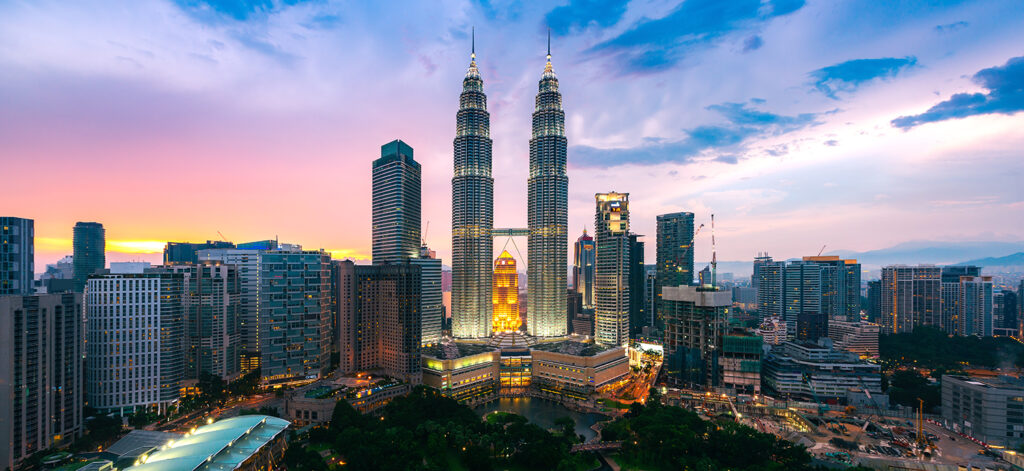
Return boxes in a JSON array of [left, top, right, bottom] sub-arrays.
[[1, 294, 84, 470], [372, 139, 421, 264], [335, 260, 423, 384], [796, 311, 828, 342], [0, 217, 34, 295], [164, 240, 236, 264], [656, 212, 695, 329], [72, 222, 105, 292], [628, 233, 646, 337], [572, 229, 595, 311]]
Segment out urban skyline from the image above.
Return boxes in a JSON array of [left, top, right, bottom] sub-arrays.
[[6, 3, 1024, 470], [4, 1, 1024, 272]]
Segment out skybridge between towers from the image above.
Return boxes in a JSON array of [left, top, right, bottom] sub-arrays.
[[492, 228, 530, 237]]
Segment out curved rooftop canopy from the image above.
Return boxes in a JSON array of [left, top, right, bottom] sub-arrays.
[[124, 415, 290, 471]]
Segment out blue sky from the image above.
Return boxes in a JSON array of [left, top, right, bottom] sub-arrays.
[[1, 0, 1023, 267]]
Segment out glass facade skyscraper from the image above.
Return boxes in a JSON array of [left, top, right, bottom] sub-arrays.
[[628, 233, 646, 337], [372, 139, 421, 264], [72, 221, 105, 292], [0, 217, 33, 295], [572, 229, 595, 310], [656, 212, 695, 288], [527, 46, 569, 338], [594, 192, 630, 346], [258, 249, 331, 385], [164, 240, 235, 264], [655, 212, 694, 329], [451, 45, 494, 339]]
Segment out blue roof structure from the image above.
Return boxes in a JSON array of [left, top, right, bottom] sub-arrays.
[[123, 415, 290, 471]]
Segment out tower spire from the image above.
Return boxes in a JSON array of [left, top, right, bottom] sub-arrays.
[[543, 28, 554, 75], [546, 28, 551, 60], [472, 26, 475, 60]]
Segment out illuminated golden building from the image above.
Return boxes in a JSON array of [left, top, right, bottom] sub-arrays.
[[492, 250, 521, 333]]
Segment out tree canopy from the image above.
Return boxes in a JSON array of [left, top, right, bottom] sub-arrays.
[[880, 326, 1024, 370], [601, 392, 815, 471]]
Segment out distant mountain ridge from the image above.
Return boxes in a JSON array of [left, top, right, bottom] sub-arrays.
[[702, 240, 1024, 278], [826, 240, 1024, 268], [959, 252, 1024, 269]]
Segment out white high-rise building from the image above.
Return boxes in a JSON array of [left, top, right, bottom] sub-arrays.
[[85, 271, 184, 414], [594, 192, 630, 346]]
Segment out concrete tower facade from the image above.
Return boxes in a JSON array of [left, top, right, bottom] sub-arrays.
[[594, 192, 630, 346], [451, 39, 494, 339], [527, 38, 569, 338]]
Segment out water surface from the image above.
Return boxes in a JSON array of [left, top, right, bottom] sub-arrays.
[[475, 397, 607, 441]]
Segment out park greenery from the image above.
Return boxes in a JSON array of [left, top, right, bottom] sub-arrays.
[[282, 386, 867, 471], [601, 390, 822, 471], [880, 326, 1024, 371], [880, 326, 1024, 411], [884, 370, 941, 412], [287, 386, 592, 471]]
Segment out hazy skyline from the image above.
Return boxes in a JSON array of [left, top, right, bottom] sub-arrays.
[[2, 0, 1023, 271]]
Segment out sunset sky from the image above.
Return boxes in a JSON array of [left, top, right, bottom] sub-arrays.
[[2, 0, 1023, 272]]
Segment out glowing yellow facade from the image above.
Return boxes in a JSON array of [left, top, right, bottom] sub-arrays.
[[492, 250, 521, 333]]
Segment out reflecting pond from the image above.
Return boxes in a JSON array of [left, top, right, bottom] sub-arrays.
[[475, 397, 607, 441]]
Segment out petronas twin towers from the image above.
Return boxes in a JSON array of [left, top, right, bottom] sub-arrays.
[[451, 34, 568, 339]]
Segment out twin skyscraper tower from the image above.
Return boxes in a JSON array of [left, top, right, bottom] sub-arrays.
[[451, 33, 569, 339]]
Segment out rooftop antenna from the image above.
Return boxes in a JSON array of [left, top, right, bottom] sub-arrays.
[[546, 28, 552, 63], [711, 214, 717, 289]]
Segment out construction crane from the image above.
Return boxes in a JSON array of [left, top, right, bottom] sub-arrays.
[[676, 223, 705, 276], [817, 244, 827, 256], [801, 372, 827, 416], [916, 398, 929, 449], [217, 231, 228, 242], [711, 214, 717, 288], [421, 221, 430, 247]]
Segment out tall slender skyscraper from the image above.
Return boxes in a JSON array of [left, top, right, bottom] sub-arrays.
[[572, 229, 595, 310], [527, 34, 569, 338], [373, 139, 421, 264], [0, 217, 33, 295], [451, 35, 494, 339], [655, 212, 694, 329], [594, 192, 630, 346], [628, 233, 646, 337], [72, 222, 105, 292]]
